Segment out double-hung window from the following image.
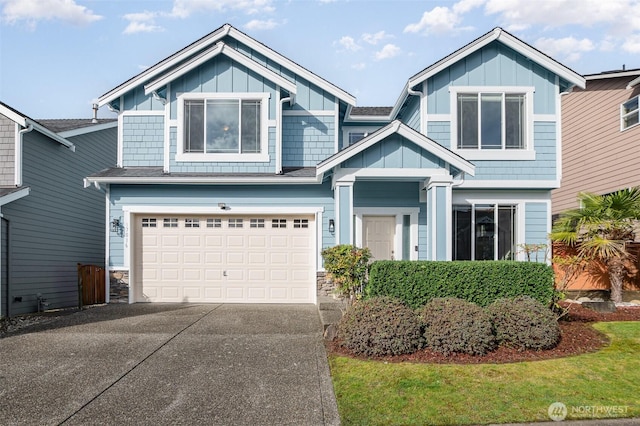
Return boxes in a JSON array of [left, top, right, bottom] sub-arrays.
[[451, 87, 534, 159], [178, 93, 269, 162], [621, 96, 639, 130]]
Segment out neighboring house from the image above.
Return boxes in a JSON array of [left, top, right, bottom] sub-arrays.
[[551, 68, 640, 294], [0, 102, 117, 316], [552, 68, 640, 214], [86, 24, 584, 305]]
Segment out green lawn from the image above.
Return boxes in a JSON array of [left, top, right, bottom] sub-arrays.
[[329, 322, 640, 425]]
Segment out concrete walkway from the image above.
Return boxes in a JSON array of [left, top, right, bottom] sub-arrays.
[[0, 304, 339, 425]]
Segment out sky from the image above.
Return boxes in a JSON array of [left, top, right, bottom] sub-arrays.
[[1, 0, 640, 119]]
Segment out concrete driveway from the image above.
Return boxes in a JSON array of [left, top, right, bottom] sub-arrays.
[[0, 304, 339, 425]]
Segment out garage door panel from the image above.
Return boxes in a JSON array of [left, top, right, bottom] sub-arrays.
[[136, 214, 315, 303]]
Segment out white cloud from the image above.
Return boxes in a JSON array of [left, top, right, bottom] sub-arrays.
[[1, 0, 102, 27], [362, 30, 391, 45], [452, 0, 485, 14], [169, 0, 275, 19], [122, 11, 164, 35], [374, 43, 401, 61], [244, 19, 279, 30], [535, 36, 595, 62], [404, 6, 461, 35], [622, 34, 640, 53], [337, 36, 361, 52]]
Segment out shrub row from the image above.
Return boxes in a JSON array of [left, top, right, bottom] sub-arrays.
[[367, 260, 555, 308], [338, 296, 560, 357]]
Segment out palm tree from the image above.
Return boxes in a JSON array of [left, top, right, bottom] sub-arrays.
[[550, 188, 640, 303]]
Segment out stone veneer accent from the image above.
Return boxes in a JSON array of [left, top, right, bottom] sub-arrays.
[[317, 272, 338, 298], [109, 270, 129, 303]]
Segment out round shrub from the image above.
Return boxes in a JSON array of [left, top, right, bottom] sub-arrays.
[[337, 296, 423, 357], [419, 297, 496, 356], [487, 296, 560, 350]]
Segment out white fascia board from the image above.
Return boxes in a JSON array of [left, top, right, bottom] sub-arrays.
[[457, 179, 560, 189], [395, 122, 475, 176], [97, 25, 232, 107], [406, 28, 585, 91], [27, 119, 75, 151], [0, 104, 27, 126], [58, 121, 118, 138], [316, 121, 401, 174], [0, 187, 30, 207], [627, 76, 640, 89], [86, 176, 322, 185], [227, 26, 356, 106], [123, 205, 323, 215], [144, 43, 297, 96], [317, 120, 475, 176]]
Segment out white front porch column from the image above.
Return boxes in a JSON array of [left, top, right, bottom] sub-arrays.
[[334, 177, 354, 245], [425, 176, 453, 261]]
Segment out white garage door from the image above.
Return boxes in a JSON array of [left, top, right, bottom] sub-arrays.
[[134, 215, 315, 303]]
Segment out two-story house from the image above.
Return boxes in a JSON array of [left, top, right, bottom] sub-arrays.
[[86, 24, 584, 305], [1, 102, 117, 316]]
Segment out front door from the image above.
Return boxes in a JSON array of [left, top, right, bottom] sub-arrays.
[[363, 216, 395, 261]]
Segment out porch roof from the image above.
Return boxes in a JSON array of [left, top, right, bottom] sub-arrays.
[[316, 120, 475, 177]]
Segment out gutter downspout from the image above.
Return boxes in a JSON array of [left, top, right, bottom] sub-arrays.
[[16, 125, 33, 187], [276, 95, 292, 175]]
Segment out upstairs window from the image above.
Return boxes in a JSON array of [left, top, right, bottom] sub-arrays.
[[457, 92, 526, 150], [621, 96, 639, 130], [178, 93, 269, 162]]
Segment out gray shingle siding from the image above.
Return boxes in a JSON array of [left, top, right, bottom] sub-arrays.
[[2, 126, 116, 315], [0, 114, 15, 186]]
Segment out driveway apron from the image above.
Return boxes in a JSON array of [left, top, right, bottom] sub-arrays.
[[0, 304, 339, 425]]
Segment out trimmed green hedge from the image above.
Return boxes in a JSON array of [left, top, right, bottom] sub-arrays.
[[367, 260, 555, 308]]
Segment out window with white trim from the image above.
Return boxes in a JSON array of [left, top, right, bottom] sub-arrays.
[[163, 218, 178, 228], [206, 218, 222, 228], [185, 218, 200, 228], [621, 96, 639, 130], [293, 219, 309, 228], [142, 218, 157, 228], [228, 218, 243, 228], [452, 204, 517, 261], [272, 219, 287, 228], [457, 92, 526, 150], [178, 93, 269, 162], [250, 218, 265, 228]]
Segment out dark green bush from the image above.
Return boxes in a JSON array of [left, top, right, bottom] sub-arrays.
[[367, 260, 555, 308], [419, 298, 496, 356], [487, 296, 560, 351], [337, 296, 423, 357]]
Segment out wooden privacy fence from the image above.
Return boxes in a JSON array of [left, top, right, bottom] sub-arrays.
[[78, 264, 105, 308]]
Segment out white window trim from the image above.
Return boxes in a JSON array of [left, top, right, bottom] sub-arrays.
[[450, 86, 535, 160], [176, 92, 270, 162], [353, 207, 419, 261], [620, 95, 640, 131]]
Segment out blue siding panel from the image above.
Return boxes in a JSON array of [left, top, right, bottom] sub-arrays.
[[282, 115, 335, 167], [525, 201, 550, 262], [122, 115, 164, 167], [343, 135, 446, 170]]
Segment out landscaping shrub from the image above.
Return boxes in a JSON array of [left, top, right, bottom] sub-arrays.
[[419, 297, 496, 356], [487, 296, 561, 350], [337, 296, 423, 357], [321, 244, 371, 299], [367, 260, 555, 308]]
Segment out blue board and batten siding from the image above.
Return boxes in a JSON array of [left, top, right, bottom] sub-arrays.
[[108, 183, 336, 268], [343, 135, 445, 169], [427, 42, 559, 115], [2, 127, 117, 315]]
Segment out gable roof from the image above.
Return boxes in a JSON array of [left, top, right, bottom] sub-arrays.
[[389, 27, 586, 119], [143, 41, 297, 100], [316, 120, 475, 176], [37, 119, 117, 135], [98, 23, 356, 108], [0, 102, 75, 151]]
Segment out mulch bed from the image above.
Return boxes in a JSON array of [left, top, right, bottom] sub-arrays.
[[327, 302, 640, 364]]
